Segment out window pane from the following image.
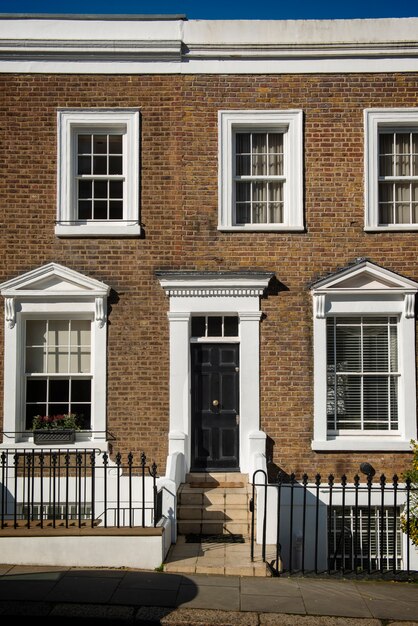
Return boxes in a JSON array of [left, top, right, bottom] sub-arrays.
[[94, 201, 108, 220], [78, 134, 91, 154], [70, 350, 90, 373], [269, 204, 283, 223], [335, 324, 361, 372], [72, 379, 91, 402], [47, 349, 68, 374], [109, 201, 123, 220], [363, 324, 388, 372], [268, 133, 283, 175], [207, 317, 222, 336], [78, 156, 91, 175], [48, 320, 69, 347], [26, 379, 47, 402], [363, 376, 389, 429], [109, 180, 123, 199], [253, 182, 267, 202], [93, 134, 107, 154], [26, 320, 46, 346], [49, 379, 70, 403], [109, 134, 122, 153], [26, 347, 45, 373], [379, 133, 394, 176], [78, 201, 92, 220], [236, 205, 250, 224], [236, 182, 250, 201], [94, 180, 108, 199], [78, 180, 92, 199], [70, 320, 91, 347], [335, 375, 361, 429], [191, 316, 206, 337], [395, 133, 410, 176], [224, 316, 239, 336], [93, 156, 107, 175], [109, 156, 123, 175], [253, 204, 267, 223]]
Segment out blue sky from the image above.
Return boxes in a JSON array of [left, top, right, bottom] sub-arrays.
[[0, 0, 416, 20]]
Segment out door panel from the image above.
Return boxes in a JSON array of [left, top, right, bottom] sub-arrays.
[[191, 343, 239, 471]]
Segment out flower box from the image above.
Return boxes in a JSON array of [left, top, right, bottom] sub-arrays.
[[33, 429, 76, 445]]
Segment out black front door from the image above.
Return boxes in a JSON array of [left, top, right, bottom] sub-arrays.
[[191, 343, 239, 471]]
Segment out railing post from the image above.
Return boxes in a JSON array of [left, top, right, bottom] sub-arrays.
[[151, 462, 158, 528], [367, 473, 373, 575], [353, 474, 360, 573], [141, 452, 146, 528], [1, 452, 6, 529], [301, 473, 308, 575], [314, 473, 321, 574], [327, 474, 334, 574], [380, 474, 386, 573], [393, 474, 398, 575], [127, 452, 133, 528], [64, 452, 70, 528], [289, 473, 295, 574], [341, 474, 347, 574], [13, 453, 19, 528], [275, 471, 283, 575], [116, 452, 121, 528], [39, 452, 45, 529], [76, 452, 82, 528], [52, 452, 58, 528], [103, 451, 108, 528], [406, 477, 411, 576], [90, 451, 96, 528]]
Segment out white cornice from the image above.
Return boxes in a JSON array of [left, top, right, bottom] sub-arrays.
[[157, 271, 273, 298], [1, 17, 418, 73]]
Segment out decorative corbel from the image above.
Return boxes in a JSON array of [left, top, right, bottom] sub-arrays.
[[5, 297, 15, 329], [95, 297, 106, 328], [404, 293, 415, 319], [314, 293, 325, 319]]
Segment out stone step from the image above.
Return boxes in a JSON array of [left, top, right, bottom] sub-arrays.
[[178, 487, 250, 507], [177, 519, 251, 536], [185, 472, 249, 484], [178, 503, 251, 521]]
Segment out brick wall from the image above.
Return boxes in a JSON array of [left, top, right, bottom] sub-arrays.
[[1, 72, 417, 478]]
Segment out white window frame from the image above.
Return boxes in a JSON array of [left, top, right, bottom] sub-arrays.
[[364, 108, 418, 231], [0, 263, 110, 449], [56, 109, 140, 238], [218, 110, 304, 231], [311, 261, 418, 451]]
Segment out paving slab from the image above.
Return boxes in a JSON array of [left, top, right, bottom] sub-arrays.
[[0, 578, 59, 601], [119, 571, 184, 590], [111, 587, 179, 608], [45, 574, 120, 604], [180, 573, 240, 587], [363, 599, 418, 621], [241, 576, 301, 597], [298, 579, 372, 618], [240, 593, 306, 614], [176, 583, 240, 611], [355, 581, 418, 603]]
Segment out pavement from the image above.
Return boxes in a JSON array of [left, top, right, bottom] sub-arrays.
[[0, 564, 417, 625]]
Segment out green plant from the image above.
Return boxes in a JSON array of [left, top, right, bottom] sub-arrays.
[[401, 439, 418, 548], [32, 413, 81, 431]]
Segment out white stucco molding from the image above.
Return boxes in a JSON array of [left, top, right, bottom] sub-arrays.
[[157, 271, 274, 298], [1, 17, 418, 73]]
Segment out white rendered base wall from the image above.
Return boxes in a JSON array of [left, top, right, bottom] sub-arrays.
[[0, 523, 171, 570]]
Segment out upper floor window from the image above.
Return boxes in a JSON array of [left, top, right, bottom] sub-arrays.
[[56, 109, 140, 238], [218, 110, 303, 231], [365, 109, 418, 231]]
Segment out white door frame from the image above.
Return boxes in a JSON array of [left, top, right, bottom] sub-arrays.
[[157, 271, 273, 474]]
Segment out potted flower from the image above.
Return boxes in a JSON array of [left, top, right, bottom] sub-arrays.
[[32, 413, 81, 444]]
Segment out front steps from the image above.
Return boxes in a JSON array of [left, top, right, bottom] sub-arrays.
[[163, 472, 273, 576], [177, 472, 252, 537]]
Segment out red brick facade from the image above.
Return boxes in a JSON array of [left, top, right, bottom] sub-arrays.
[[1, 71, 417, 478]]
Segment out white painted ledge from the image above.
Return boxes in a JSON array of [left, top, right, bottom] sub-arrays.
[[312, 439, 414, 452]]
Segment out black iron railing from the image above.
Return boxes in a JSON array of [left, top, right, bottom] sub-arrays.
[[250, 469, 416, 580], [0, 449, 162, 530]]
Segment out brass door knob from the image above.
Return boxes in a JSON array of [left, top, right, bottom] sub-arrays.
[[212, 399, 219, 406]]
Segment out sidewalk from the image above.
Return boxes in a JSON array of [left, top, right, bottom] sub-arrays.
[[0, 563, 417, 625]]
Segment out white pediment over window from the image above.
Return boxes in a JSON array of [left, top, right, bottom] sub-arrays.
[[312, 259, 418, 294], [0, 263, 110, 329], [0, 263, 110, 299], [311, 260, 418, 320]]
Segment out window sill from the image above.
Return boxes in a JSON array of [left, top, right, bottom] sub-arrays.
[[364, 225, 418, 232], [55, 223, 141, 238], [218, 225, 305, 232], [312, 438, 412, 452]]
